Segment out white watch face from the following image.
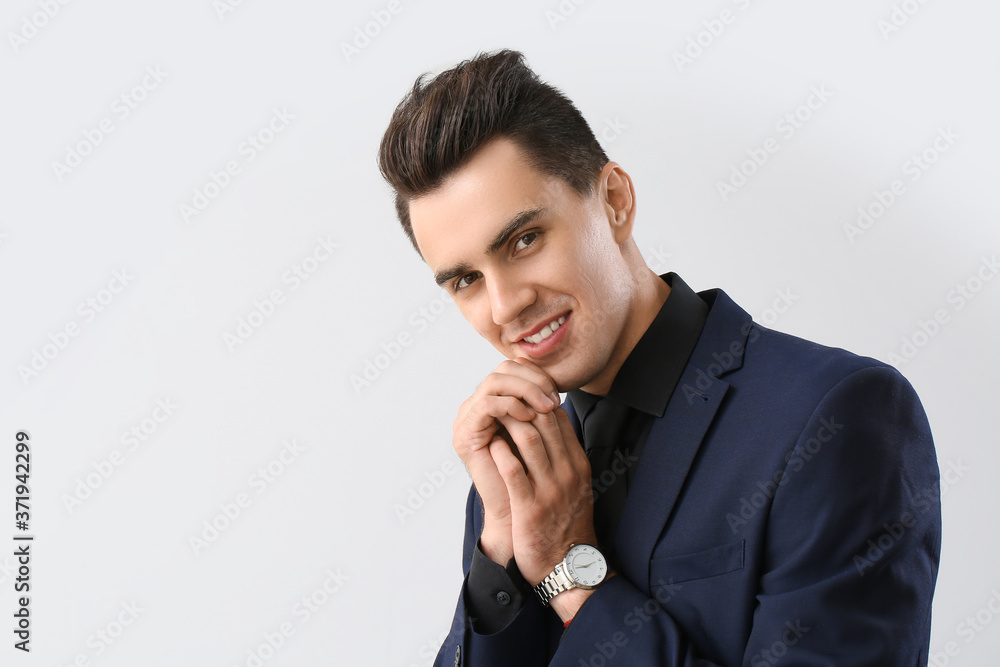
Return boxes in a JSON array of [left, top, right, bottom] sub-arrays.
[[565, 544, 607, 587]]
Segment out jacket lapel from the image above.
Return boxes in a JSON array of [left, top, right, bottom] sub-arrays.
[[612, 288, 752, 590]]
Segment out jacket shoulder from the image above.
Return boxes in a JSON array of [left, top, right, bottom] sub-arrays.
[[747, 322, 906, 392]]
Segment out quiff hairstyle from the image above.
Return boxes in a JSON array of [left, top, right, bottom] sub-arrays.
[[378, 49, 610, 255]]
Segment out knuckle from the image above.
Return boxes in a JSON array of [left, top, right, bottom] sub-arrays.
[[520, 429, 542, 449], [477, 375, 499, 396], [498, 359, 520, 372], [535, 410, 557, 428], [554, 460, 578, 484], [498, 457, 523, 478], [505, 395, 527, 412]]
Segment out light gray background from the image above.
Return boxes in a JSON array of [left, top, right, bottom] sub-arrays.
[[1, 0, 998, 665]]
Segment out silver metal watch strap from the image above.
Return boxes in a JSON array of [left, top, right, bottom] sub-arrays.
[[533, 560, 573, 606]]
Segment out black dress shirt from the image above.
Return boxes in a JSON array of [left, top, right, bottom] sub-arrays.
[[464, 272, 709, 634]]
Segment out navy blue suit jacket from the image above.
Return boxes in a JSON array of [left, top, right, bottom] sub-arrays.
[[435, 286, 941, 666]]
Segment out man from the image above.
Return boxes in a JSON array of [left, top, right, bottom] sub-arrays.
[[378, 49, 941, 666]]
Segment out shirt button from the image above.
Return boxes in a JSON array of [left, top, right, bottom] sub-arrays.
[[496, 590, 511, 605]]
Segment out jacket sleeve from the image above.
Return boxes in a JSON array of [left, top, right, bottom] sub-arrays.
[[546, 364, 940, 665], [433, 484, 565, 667]]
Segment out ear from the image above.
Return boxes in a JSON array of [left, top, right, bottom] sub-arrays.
[[597, 162, 636, 245]]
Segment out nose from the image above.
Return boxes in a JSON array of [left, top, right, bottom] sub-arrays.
[[486, 272, 535, 327]]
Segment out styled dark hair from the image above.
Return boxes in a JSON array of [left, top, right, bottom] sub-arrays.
[[378, 49, 609, 254]]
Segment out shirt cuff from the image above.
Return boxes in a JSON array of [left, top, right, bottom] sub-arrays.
[[465, 537, 532, 634]]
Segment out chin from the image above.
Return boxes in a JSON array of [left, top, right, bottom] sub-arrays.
[[544, 363, 589, 394]]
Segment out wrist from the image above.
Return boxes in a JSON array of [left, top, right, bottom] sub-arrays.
[[479, 525, 513, 566], [549, 586, 594, 623], [549, 572, 614, 623]]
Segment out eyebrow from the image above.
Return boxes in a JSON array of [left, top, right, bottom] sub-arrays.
[[433, 207, 546, 287]]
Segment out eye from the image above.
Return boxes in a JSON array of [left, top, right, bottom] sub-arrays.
[[514, 232, 538, 253], [454, 272, 480, 291]]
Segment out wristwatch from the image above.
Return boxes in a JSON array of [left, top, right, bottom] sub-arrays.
[[533, 543, 608, 606]]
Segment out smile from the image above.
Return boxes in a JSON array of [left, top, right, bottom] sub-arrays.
[[522, 315, 567, 344]]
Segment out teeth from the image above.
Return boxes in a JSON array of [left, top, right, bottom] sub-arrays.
[[524, 315, 568, 344]]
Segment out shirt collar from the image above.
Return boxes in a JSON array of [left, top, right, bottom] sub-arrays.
[[569, 272, 709, 419]]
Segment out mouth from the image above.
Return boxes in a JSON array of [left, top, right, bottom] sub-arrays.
[[516, 311, 571, 356]]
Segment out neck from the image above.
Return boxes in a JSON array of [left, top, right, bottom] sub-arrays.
[[579, 268, 670, 396]]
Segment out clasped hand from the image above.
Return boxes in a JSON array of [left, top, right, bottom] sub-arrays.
[[452, 358, 598, 587]]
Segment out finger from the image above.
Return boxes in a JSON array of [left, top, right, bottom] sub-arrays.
[[529, 409, 575, 476], [492, 421, 525, 468], [489, 437, 533, 502], [553, 407, 591, 479], [457, 395, 536, 447], [490, 360, 560, 409], [470, 371, 556, 415], [457, 385, 536, 424], [546, 408, 594, 516], [511, 358, 562, 403], [498, 414, 552, 479], [463, 446, 511, 510]]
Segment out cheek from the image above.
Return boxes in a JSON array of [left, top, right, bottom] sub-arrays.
[[566, 221, 622, 290], [460, 299, 500, 341]]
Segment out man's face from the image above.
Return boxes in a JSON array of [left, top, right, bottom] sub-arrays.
[[408, 138, 636, 393]]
